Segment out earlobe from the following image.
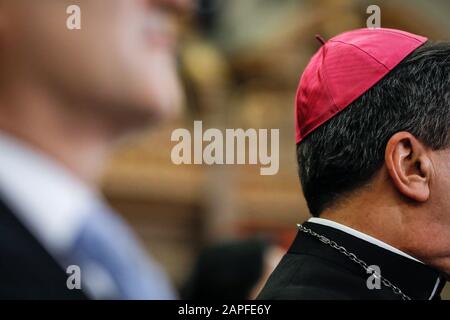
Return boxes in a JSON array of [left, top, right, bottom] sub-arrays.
[[385, 132, 431, 202]]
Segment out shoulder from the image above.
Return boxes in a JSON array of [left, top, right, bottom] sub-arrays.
[[0, 198, 87, 299], [256, 252, 376, 300]]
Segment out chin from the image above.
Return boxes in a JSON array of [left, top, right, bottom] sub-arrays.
[[116, 53, 182, 125], [151, 85, 182, 118], [440, 263, 450, 279], [140, 72, 183, 120], [424, 256, 450, 279], [120, 84, 182, 130]]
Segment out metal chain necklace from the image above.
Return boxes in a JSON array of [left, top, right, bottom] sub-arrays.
[[297, 224, 411, 300]]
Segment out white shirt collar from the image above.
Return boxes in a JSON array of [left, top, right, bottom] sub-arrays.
[[307, 217, 423, 264], [0, 132, 98, 254]]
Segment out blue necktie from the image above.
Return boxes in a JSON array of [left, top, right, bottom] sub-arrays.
[[59, 203, 176, 300]]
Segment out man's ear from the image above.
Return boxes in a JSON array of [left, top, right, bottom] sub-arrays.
[[385, 132, 433, 202]]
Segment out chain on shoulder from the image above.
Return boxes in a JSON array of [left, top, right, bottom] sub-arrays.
[[297, 224, 411, 300]]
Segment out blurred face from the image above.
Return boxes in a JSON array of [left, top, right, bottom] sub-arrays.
[[1, 0, 186, 125]]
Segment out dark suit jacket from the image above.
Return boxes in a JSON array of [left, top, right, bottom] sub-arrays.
[[257, 222, 445, 300], [0, 198, 87, 299]]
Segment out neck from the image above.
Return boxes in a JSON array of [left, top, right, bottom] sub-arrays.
[[317, 173, 450, 276], [319, 187, 407, 254], [0, 82, 122, 185]]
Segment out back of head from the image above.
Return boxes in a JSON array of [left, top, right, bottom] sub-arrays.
[[297, 40, 450, 216]]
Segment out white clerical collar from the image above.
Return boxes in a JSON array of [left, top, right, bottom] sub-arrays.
[[0, 132, 99, 254], [308, 217, 423, 264]]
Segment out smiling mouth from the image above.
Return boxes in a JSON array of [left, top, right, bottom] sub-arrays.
[[143, 15, 175, 50], [146, 31, 174, 50]]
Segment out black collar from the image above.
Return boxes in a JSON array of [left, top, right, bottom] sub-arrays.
[[289, 221, 446, 300]]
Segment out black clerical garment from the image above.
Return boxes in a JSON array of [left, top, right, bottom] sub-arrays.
[[257, 221, 446, 300], [0, 198, 87, 299]]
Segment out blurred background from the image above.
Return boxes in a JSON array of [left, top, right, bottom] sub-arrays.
[[98, 0, 450, 298]]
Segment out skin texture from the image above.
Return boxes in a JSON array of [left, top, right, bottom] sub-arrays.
[[0, 0, 189, 183], [321, 131, 450, 277]]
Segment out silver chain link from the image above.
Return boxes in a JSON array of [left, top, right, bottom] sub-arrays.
[[297, 224, 411, 300]]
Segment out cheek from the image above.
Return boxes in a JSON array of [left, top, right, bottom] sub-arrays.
[[431, 152, 450, 205], [112, 8, 182, 114]]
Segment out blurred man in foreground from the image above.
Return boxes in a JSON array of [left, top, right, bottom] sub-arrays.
[[0, 0, 189, 299], [258, 28, 450, 300]]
